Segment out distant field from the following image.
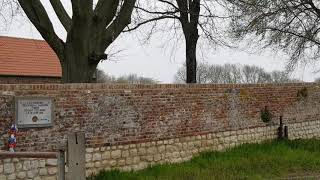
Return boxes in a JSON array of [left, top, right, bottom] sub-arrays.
[[89, 139, 320, 180]]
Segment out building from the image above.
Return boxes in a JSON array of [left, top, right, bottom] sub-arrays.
[[0, 36, 62, 84]]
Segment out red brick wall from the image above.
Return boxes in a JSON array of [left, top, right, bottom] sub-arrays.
[[0, 76, 61, 84], [0, 83, 319, 151]]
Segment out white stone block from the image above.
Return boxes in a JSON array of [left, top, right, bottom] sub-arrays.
[[92, 153, 102, 161], [46, 159, 57, 166], [16, 171, 27, 179], [39, 168, 48, 176], [3, 163, 14, 174], [7, 174, 15, 180]]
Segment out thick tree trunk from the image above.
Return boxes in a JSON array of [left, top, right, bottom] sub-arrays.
[[61, 44, 97, 83], [185, 33, 199, 83], [61, 54, 97, 83], [18, 0, 136, 84], [177, 0, 200, 84], [61, 14, 98, 83]]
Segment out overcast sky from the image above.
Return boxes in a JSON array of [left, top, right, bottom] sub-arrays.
[[0, 1, 319, 83]]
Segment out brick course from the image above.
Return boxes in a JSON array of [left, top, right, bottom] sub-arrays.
[[0, 76, 60, 84]]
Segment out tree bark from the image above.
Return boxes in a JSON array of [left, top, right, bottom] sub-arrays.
[[178, 0, 200, 84], [61, 44, 98, 83], [185, 33, 199, 83]]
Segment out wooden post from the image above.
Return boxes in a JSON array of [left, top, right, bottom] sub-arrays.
[[278, 116, 284, 140], [284, 126, 288, 139], [58, 149, 65, 180], [67, 132, 86, 180]]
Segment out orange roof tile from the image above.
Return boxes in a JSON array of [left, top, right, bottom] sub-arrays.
[[0, 36, 62, 77]]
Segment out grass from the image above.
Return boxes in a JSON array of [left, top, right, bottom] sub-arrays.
[[89, 139, 320, 180]]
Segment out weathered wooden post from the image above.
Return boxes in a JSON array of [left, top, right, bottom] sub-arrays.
[[284, 126, 288, 139], [67, 132, 86, 180], [58, 149, 65, 180], [278, 116, 284, 140]]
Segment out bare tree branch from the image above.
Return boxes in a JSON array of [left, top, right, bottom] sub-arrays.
[[102, 0, 136, 50], [93, 0, 119, 30], [49, 0, 71, 32], [307, 0, 320, 17], [124, 15, 178, 32], [18, 0, 65, 62], [130, 0, 229, 83], [226, 0, 320, 71]]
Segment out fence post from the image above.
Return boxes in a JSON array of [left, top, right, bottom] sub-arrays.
[[67, 132, 86, 180], [278, 116, 284, 140], [58, 149, 65, 180], [284, 126, 288, 139]]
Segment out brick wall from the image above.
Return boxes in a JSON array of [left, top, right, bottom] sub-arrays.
[[0, 83, 320, 178], [0, 76, 61, 84]]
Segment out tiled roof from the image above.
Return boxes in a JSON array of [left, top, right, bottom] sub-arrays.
[[0, 36, 62, 77]]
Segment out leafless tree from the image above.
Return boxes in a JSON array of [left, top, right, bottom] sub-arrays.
[[96, 69, 117, 83], [221, 64, 242, 83], [242, 65, 267, 83], [0, 0, 20, 30], [207, 64, 224, 83], [174, 63, 299, 84], [18, 0, 136, 83], [97, 69, 158, 84], [129, 0, 228, 83], [174, 62, 213, 83], [117, 74, 158, 84], [270, 71, 290, 83], [226, 0, 320, 71]]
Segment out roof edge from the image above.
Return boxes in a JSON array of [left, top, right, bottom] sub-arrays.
[[0, 35, 47, 42], [0, 74, 61, 78]]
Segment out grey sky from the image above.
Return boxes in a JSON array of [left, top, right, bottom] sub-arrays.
[[0, 1, 318, 83]]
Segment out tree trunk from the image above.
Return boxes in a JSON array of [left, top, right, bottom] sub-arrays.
[[61, 16, 98, 83], [61, 44, 97, 83], [185, 33, 199, 83]]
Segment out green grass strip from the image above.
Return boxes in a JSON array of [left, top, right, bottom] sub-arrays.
[[89, 139, 320, 180]]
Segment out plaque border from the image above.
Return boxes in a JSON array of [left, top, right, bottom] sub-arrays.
[[15, 96, 54, 128]]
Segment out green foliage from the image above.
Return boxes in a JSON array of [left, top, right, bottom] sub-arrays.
[[297, 87, 308, 100], [89, 139, 320, 180], [260, 106, 272, 123]]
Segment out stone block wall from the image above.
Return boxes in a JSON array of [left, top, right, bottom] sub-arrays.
[[0, 158, 57, 180], [84, 120, 320, 176], [0, 83, 320, 178], [84, 125, 279, 176]]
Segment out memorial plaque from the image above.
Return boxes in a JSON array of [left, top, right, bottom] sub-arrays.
[[15, 97, 53, 128]]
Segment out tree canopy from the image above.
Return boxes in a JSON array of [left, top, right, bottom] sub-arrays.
[[227, 0, 320, 71]]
